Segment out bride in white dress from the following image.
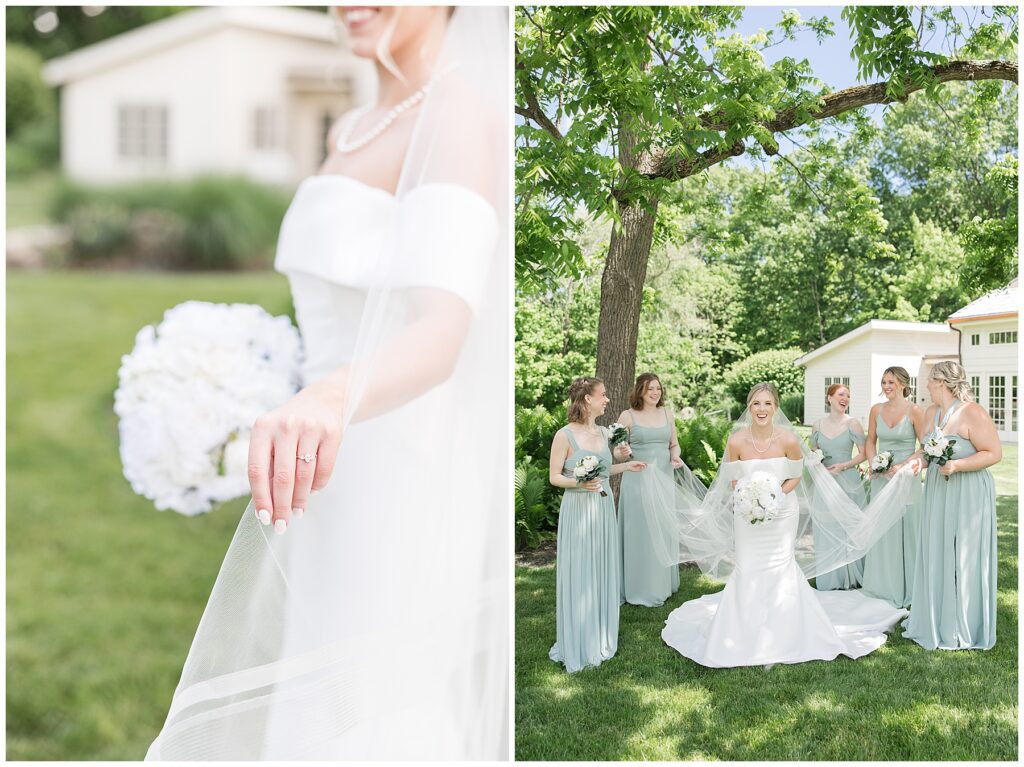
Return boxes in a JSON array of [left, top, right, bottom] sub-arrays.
[[146, 7, 508, 759], [643, 382, 917, 668]]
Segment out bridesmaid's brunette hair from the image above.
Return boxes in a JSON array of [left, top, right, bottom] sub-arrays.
[[567, 376, 603, 424], [929, 361, 974, 402], [746, 381, 780, 408], [880, 367, 912, 398], [630, 372, 664, 409]]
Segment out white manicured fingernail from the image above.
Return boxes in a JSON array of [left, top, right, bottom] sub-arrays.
[[257, 508, 271, 525], [293, 508, 304, 519], [274, 519, 287, 535]]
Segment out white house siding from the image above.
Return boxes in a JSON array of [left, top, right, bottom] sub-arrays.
[[800, 325, 958, 426], [55, 18, 372, 185], [954, 316, 1019, 443]]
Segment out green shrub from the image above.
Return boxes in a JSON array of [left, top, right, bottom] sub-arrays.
[[676, 414, 732, 485], [6, 44, 53, 138], [781, 393, 804, 423], [515, 459, 558, 550], [65, 203, 131, 260], [723, 348, 804, 405], [52, 176, 291, 269]]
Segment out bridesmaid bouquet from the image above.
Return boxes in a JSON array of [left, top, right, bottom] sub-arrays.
[[870, 451, 894, 475], [573, 455, 608, 497], [115, 301, 303, 515], [924, 431, 957, 481], [733, 471, 782, 525], [608, 422, 630, 454]]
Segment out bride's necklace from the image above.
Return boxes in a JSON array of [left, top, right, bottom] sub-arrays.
[[749, 425, 775, 453], [336, 62, 459, 154]]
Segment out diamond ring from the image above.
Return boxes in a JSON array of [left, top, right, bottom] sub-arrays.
[[298, 452, 316, 464]]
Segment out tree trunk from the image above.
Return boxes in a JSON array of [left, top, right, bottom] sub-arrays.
[[595, 196, 659, 423]]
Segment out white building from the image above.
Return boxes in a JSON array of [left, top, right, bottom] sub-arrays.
[[949, 279, 1018, 443], [42, 7, 375, 186], [795, 320, 959, 426]]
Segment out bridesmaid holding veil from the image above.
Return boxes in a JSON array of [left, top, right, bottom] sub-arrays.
[[861, 367, 924, 607], [904, 362, 1001, 650], [810, 384, 867, 591], [615, 373, 684, 607], [549, 377, 644, 673]]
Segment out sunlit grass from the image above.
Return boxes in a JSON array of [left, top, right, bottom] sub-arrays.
[[6, 271, 293, 759]]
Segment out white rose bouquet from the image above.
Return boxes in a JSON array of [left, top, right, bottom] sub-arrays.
[[607, 422, 630, 455], [924, 429, 957, 482], [573, 454, 608, 497], [733, 471, 782, 525], [806, 448, 825, 466], [114, 301, 303, 515], [870, 451, 894, 475]]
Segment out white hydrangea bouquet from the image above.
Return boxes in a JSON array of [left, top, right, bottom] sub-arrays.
[[114, 301, 303, 515], [573, 454, 608, 497], [870, 450, 894, 475], [924, 429, 957, 482], [733, 471, 782, 525], [607, 422, 630, 455]]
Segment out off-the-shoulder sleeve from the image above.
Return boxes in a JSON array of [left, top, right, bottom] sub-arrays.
[[391, 183, 498, 312], [781, 457, 803, 479]]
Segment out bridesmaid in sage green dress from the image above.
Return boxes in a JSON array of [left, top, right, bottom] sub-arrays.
[[861, 367, 925, 608], [615, 373, 685, 607], [904, 362, 1001, 650], [548, 377, 645, 673], [810, 384, 867, 591]]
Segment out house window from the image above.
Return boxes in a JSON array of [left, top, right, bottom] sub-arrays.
[[909, 377, 917, 401], [989, 376, 1006, 429], [823, 376, 850, 413], [118, 105, 168, 161], [989, 331, 1018, 345], [252, 107, 278, 150], [1012, 376, 1018, 432], [971, 376, 980, 400], [971, 333, 980, 346]]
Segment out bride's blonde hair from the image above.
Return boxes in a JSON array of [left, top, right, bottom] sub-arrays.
[[746, 381, 780, 408], [929, 361, 974, 402]]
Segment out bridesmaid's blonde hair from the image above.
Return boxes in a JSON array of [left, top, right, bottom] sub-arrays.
[[880, 367, 912, 398], [929, 361, 974, 402]]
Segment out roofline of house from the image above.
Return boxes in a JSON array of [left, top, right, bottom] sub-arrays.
[[43, 6, 338, 86], [794, 320, 953, 367], [948, 310, 1019, 325]]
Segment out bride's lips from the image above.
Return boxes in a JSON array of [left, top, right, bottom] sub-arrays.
[[340, 6, 379, 29]]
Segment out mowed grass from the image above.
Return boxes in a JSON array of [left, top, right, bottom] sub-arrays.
[[516, 446, 1018, 761], [6, 271, 293, 760]]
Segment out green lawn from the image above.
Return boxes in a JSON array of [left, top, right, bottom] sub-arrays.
[[6, 171, 61, 229], [6, 271, 293, 760], [516, 447, 1018, 761]]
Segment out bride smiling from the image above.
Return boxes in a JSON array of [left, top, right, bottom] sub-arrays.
[[146, 6, 508, 759]]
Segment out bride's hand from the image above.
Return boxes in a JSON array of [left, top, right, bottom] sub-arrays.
[[247, 378, 345, 533]]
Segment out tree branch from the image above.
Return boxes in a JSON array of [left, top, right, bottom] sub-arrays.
[[515, 42, 565, 142], [651, 59, 1017, 180]]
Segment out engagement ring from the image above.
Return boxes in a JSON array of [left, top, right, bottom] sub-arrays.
[[298, 453, 316, 464]]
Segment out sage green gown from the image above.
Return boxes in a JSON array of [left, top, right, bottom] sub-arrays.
[[617, 409, 680, 606], [549, 426, 621, 672], [904, 402, 997, 650], [811, 426, 866, 591], [861, 414, 921, 607]]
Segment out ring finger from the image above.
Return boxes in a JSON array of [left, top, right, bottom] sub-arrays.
[[292, 438, 319, 520]]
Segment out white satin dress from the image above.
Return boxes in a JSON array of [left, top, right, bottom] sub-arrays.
[[662, 457, 909, 668], [146, 175, 503, 759]]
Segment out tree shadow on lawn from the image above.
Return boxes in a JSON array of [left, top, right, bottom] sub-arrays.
[[515, 496, 1018, 761]]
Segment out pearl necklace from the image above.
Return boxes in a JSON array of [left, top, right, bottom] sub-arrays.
[[750, 424, 775, 453], [335, 63, 458, 154]]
